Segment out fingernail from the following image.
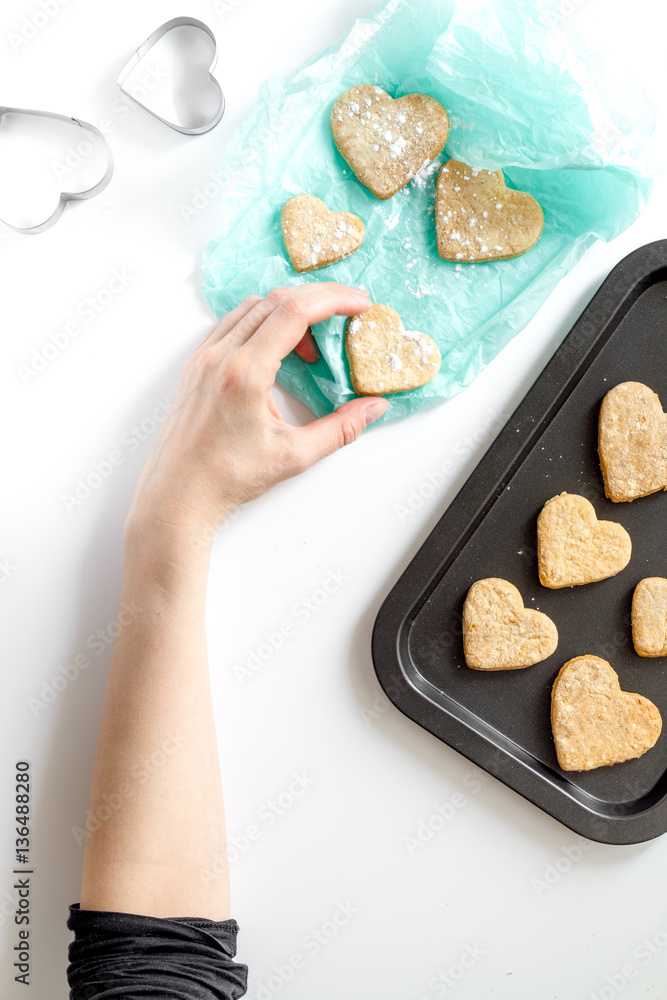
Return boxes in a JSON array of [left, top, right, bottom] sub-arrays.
[[353, 286, 370, 297], [364, 398, 389, 425]]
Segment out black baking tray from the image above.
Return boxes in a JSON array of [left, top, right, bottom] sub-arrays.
[[372, 239, 667, 845]]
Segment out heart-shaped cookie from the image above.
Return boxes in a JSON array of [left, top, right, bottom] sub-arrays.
[[462, 578, 558, 670], [598, 381, 667, 502], [537, 493, 631, 589], [345, 304, 441, 396], [551, 655, 662, 771], [330, 85, 449, 200], [281, 194, 364, 273], [435, 159, 543, 262], [632, 577, 667, 657]]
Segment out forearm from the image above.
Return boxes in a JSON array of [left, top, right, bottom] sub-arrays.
[[79, 517, 230, 920], [76, 282, 382, 923]]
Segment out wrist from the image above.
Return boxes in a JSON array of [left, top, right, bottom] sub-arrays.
[[124, 493, 234, 552], [123, 512, 217, 570], [115, 515, 213, 642]]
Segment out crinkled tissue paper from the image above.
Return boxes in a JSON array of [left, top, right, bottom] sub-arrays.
[[202, 0, 656, 424]]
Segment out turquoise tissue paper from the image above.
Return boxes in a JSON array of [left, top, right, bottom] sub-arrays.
[[201, 0, 655, 424]]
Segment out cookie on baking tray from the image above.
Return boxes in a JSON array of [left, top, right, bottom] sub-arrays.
[[281, 194, 364, 273], [537, 492, 631, 589], [598, 381, 667, 502], [344, 303, 440, 396], [435, 159, 544, 263], [330, 85, 449, 200], [551, 654, 662, 771], [462, 578, 558, 671], [632, 577, 667, 657]]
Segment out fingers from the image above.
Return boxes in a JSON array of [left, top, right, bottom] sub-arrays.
[[295, 327, 319, 363], [243, 283, 371, 375], [202, 285, 365, 369], [289, 395, 389, 470], [218, 295, 283, 351], [197, 295, 263, 351], [206, 287, 331, 356]]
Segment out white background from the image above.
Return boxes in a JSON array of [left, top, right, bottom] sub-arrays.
[[1, 0, 667, 998]]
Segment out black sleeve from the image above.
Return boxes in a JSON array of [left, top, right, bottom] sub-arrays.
[[66, 902, 248, 999]]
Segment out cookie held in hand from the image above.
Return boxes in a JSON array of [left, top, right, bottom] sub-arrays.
[[598, 381, 667, 502], [551, 655, 662, 771], [330, 85, 449, 200], [281, 194, 364, 273], [632, 578, 667, 657], [344, 304, 440, 396], [537, 492, 631, 589], [462, 578, 558, 670], [435, 159, 543, 262]]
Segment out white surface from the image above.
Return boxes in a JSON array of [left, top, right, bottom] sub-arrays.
[[1, 1, 667, 998]]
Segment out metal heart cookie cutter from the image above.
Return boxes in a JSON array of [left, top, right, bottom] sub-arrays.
[[0, 107, 113, 235], [117, 17, 225, 135]]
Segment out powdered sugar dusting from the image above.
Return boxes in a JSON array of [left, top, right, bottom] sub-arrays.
[[389, 136, 407, 158]]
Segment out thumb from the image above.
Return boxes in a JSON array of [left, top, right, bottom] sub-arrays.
[[294, 396, 389, 468]]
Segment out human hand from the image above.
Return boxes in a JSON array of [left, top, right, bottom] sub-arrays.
[[126, 283, 389, 540]]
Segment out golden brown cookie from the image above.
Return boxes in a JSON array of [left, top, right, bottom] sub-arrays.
[[551, 654, 662, 771], [537, 492, 631, 589], [344, 303, 440, 396], [598, 381, 667, 502], [435, 159, 544, 262], [281, 194, 364, 273], [330, 85, 449, 200], [462, 578, 558, 670], [632, 577, 667, 657]]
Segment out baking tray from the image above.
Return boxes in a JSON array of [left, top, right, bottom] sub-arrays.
[[372, 239, 667, 845]]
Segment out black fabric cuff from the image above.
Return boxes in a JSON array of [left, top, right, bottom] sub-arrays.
[[66, 902, 248, 999]]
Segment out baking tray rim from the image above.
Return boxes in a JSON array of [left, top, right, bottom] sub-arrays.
[[371, 238, 667, 846]]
